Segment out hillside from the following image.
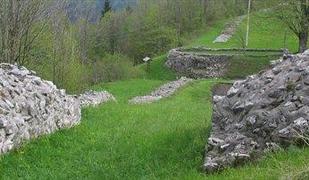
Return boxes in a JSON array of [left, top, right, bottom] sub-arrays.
[[97, 0, 136, 10], [190, 12, 298, 52], [141, 11, 299, 81], [67, 0, 136, 22], [1, 4, 309, 180]]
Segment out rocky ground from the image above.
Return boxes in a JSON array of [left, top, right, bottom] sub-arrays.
[[129, 77, 193, 104], [203, 51, 309, 172], [0, 64, 81, 154], [212, 83, 233, 96], [79, 90, 116, 107], [166, 48, 229, 78], [0, 64, 116, 155]]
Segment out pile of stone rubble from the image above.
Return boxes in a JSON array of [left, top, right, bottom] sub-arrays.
[[203, 51, 309, 172], [213, 15, 246, 43], [0, 64, 81, 154], [166, 48, 230, 78], [129, 77, 193, 104], [0, 64, 115, 155], [79, 90, 115, 107]]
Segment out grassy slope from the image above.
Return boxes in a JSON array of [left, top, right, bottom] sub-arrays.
[[190, 12, 298, 51], [139, 55, 176, 81], [1, 11, 309, 180], [189, 12, 299, 79], [137, 12, 297, 80], [1, 80, 308, 179]]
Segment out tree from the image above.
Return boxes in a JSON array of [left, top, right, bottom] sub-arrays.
[[277, 0, 309, 53], [0, 0, 50, 64], [102, 0, 112, 18]]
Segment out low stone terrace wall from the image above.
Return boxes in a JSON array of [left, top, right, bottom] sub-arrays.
[[165, 47, 285, 79]]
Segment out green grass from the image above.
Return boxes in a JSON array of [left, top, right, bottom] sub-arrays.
[[183, 11, 299, 79], [190, 12, 299, 52], [1, 9, 308, 180], [0, 79, 213, 179], [1, 79, 308, 179], [224, 56, 274, 79], [183, 50, 283, 56], [137, 11, 299, 81], [139, 55, 176, 80]]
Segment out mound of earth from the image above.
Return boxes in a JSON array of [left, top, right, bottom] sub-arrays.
[[204, 51, 309, 172], [0, 64, 81, 154]]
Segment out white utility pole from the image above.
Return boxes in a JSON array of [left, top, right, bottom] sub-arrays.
[[246, 0, 252, 48]]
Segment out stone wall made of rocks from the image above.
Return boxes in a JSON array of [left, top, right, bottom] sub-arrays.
[[79, 90, 116, 107], [166, 48, 230, 78], [213, 15, 246, 43], [203, 51, 309, 172], [0, 64, 81, 155], [129, 77, 192, 104]]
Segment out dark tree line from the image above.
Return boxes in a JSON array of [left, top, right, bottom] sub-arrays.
[[102, 0, 112, 18]]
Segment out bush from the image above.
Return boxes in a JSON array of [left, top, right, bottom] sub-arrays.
[[91, 53, 144, 83]]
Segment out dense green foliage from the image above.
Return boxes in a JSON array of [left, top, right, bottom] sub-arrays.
[[1, 0, 298, 92], [1, 0, 257, 92]]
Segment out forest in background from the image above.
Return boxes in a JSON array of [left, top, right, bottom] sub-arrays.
[[0, 0, 284, 92]]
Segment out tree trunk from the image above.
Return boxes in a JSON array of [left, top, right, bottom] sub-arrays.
[[299, 0, 309, 53], [299, 32, 308, 53]]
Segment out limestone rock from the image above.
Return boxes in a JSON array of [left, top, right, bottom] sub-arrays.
[[165, 48, 230, 78], [79, 90, 116, 107], [204, 52, 309, 172], [213, 15, 246, 43], [0, 63, 81, 155], [129, 77, 192, 104]]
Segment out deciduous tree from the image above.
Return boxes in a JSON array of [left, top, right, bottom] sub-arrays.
[[276, 0, 309, 52]]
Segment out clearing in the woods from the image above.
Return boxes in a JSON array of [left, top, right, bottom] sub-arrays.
[[0, 11, 308, 179]]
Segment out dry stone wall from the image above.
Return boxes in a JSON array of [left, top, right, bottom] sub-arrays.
[[166, 48, 284, 79], [213, 15, 246, 43], [129, 77, 192, 104], [79, 90, 116, 107], [0, 64, 117, 155], [204, 51, 309, 172], [0, 64, 81, 154], [166, 49, 230, 78]]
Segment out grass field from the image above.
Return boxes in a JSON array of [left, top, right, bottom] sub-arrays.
[[1, 11, 309, 180], [185, 11, 300, 80], [1, 80, 309, 179], [190, 12, 299, 52], [140, 55, 176, 81]]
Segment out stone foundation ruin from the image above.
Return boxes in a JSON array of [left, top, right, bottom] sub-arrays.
[[0, 64, 115, 155], [129, 77, 192, 104], [203, 50, 309, 172], [0, 64, 81, 154], [166, 47, 284, 79], [79, 90, 116, 107]]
